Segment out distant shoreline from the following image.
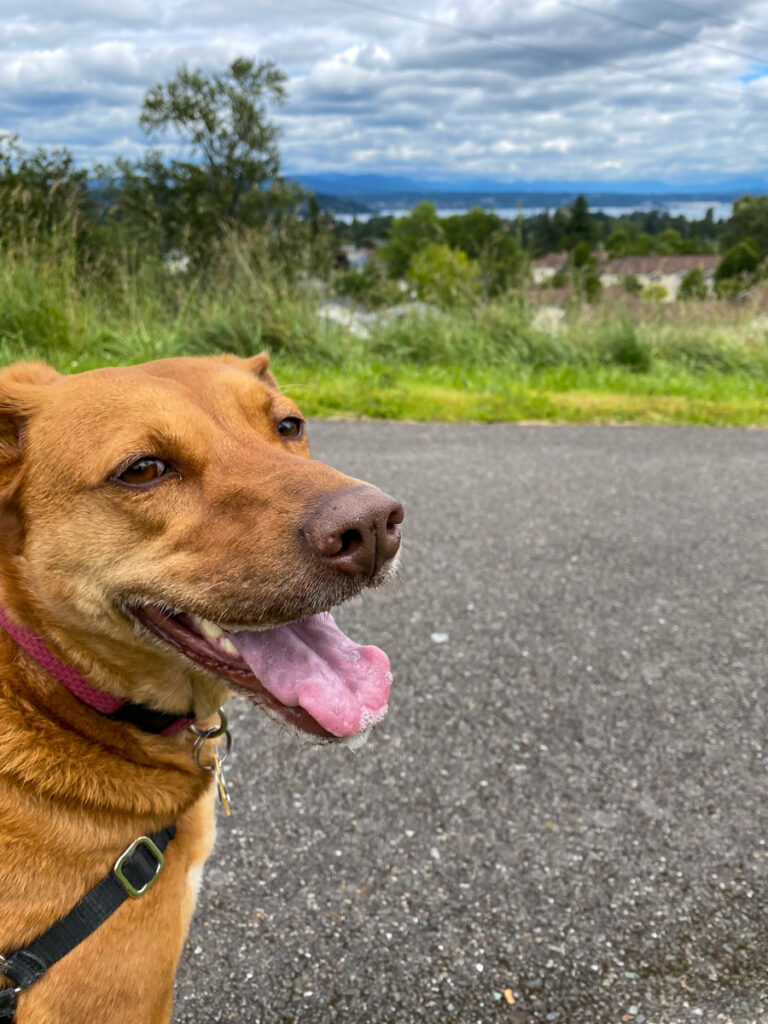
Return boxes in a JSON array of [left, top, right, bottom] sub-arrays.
[[331, 199, 735, 223]]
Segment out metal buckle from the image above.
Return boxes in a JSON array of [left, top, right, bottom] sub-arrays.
[[0, 957, 20, 1021], [113, 836, 165, 899], [0, 982, 19, 1021]]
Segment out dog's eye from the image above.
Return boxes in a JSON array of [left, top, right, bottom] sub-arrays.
[[117, 458, 172, 486], [277, 417, 303, 440]]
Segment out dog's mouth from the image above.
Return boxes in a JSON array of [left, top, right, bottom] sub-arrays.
[[131, 605, 392, 744]]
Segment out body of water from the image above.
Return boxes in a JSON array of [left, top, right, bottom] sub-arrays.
[[335, 200, 734, 224]]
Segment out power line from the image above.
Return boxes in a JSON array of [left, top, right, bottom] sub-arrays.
[[328, 0, 744, 102], [560, 0, 768, 66], [656, 0, 768, 46]]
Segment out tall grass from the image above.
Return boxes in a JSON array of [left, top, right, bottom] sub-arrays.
[[1, 230, 768, 426]]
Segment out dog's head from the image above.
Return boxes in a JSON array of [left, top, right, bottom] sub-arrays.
[[0, 354, 403, 742]]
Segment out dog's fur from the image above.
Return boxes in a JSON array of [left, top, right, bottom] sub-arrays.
[[0, 354, 397, 1022]]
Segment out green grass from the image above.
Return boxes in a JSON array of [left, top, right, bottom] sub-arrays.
[[1, 236, 768, 426], [274, 361, 768, 426]]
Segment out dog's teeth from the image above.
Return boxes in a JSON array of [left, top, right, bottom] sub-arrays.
[[196, 617, 224, 639], [218, 637, 239, 657]]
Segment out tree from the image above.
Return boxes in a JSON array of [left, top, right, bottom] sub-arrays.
[[715, 238, 760, 282], [566, 194, 596, 249], [626, 232, 653, 256], [126, 57, 290, 249], [657, 228, 684, 254], [382, 202, 445, 278], [443, 208, 502, 259], [606, 227, 629, 258], [720, 195, 768, 257], [406, 243, 481, 308], [568, 240, 600, 303], [529, 210, 562, 256]]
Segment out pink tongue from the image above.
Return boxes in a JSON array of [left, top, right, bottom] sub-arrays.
[[229, 613, 392, 737]]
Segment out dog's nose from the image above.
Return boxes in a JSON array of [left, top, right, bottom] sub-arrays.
[[302, 486, 404, 576]]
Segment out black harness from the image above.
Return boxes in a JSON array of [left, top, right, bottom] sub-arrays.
[[0, 702, 195, 1021], [0, 612, 232, 1021], [0, 825, 176, 1021]]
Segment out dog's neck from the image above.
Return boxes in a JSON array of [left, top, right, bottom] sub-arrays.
[[0, 603, 196, 736]]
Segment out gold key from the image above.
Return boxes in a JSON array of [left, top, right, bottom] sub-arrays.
[[213, 748, 232, 817]]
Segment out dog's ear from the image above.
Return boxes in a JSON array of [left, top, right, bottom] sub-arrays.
[[243, 351, 278, 389], [0, 362, 60, 486], [0, 362, 59, 562]]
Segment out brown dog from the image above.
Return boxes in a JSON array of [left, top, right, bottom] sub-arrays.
[[0, 353, 403, 1023]]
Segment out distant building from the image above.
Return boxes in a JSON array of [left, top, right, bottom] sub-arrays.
[[598, 254, 720, 300], [531, 252, 569, 285], [531, 252, 721, 300]]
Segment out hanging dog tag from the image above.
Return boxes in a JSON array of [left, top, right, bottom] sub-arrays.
[[213, 748, 231, 817]]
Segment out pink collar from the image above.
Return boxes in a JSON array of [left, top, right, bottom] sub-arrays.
[[0, 604, 193, 736]]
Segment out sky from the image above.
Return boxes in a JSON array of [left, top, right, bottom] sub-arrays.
[[2, 0, 768, 189]]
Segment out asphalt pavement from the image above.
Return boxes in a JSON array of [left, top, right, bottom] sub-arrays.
[[173, 421, 768, 1024]]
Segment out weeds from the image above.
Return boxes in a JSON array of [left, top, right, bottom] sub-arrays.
[[1, 230, 768, 425]]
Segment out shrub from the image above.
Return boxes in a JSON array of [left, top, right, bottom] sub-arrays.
[[643, 283, 668, 302], [406, 243, 482, 309], [716, 238, 760, 282], [677, 268, 708, 301], [380, 202, 444, 278], [584, 273, 602, 303], [598, 319, 652, 372], [623, 274, 642, 295], [334, 257, 401, 308]]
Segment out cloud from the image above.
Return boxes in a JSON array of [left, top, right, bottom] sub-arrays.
[[1, 0, 767, 184]]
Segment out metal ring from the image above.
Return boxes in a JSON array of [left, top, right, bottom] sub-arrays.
[[190, 708, 228, 740], [190, 708, 232, 770]]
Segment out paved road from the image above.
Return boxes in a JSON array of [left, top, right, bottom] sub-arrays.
[[174, 422, 768, 1024]]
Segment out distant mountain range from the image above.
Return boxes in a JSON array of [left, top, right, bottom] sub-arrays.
[[291, 171, 767, 214]]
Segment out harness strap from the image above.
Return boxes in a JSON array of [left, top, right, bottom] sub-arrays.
[[0, 824, 176, 1021]]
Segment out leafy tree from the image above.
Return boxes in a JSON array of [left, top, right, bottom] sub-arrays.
[[406, 243, 481, 308], [108, 58, 291, 253], [626, 232, 653, 256], [443, 208, 502, 259], [715, 238, 760, 282], [383, 202, 445, 278], [677, 268, 708, 300], [606, 228, 629, 258], [657, 228, 684, 254], [720, 195, 768, 257], [623, 273, 642, 295]]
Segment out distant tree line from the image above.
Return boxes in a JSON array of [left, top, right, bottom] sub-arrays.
[[333, 191, 768, 298]]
